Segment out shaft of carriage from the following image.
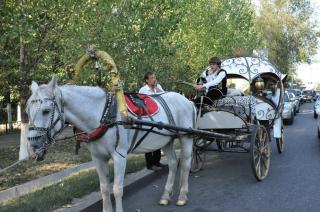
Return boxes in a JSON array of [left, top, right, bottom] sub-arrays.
[[119, 117, 234, 140]]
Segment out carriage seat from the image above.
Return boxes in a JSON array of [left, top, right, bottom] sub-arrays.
[[227, 88, 244, 97], [209, 96, 256, 120]]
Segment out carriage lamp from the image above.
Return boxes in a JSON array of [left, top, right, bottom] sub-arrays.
[[255, 76, 265, 90]]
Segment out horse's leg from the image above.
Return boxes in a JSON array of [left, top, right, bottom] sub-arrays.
[[176, 137, 193, 206], [159, 139, 178, 205], [112, 153, 127, 212], [93, 156, 113, 212]]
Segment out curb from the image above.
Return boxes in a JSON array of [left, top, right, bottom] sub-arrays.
[[55, 166, 168, 212], [0, 161, 95, 203]]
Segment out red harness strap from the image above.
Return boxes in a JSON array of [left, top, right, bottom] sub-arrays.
[[74, 125, 109, 143], [73, 93, 159, 143]]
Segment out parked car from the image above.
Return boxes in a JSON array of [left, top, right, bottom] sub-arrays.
[[303, 90, 314, 102], [287, 91, 300, 115], [287, 89, 303, 104], [315, 98, 320, 138], [282, 92, 295, 125], [314, 91, 319, 101], [314, 96, 320, 119]]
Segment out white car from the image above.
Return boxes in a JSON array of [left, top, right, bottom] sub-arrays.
[[287, 91, 300, 115], [314, 96, 320, 119], [282, 92, 295, 125], [315, 98, 320, 138]]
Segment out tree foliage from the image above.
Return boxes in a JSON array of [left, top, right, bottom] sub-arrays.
[[3, 0, 317, 123], [255, 0, 319, 75]]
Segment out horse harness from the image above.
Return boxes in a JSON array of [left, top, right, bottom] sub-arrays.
[[28, 90, 177, 158], [28, 94, 65, 150], [73, 90, 118, 143], [127, 94, 177, 153]]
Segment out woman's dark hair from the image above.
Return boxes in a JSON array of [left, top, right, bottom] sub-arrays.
[[144, 71, 154, 82], [209, 57, 221, 67]]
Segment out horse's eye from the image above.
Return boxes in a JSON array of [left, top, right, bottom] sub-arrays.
[[42, 110, 50, 116]]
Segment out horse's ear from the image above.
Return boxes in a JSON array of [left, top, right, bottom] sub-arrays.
[[30, 81, 39, 93], [48, 75, 58, 91]]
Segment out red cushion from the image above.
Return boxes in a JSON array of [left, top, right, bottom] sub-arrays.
[[125, 94, 159, 117]]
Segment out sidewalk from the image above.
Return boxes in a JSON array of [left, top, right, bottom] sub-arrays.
[[0, 126, 74, 147]]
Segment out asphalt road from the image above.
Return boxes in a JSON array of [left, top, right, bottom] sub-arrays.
[[122, 102, 320, 212]]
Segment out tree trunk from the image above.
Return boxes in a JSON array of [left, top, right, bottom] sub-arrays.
[[17, 103, 21, 122], [6, 103, 13, 131], [19, 30, 31, 160]]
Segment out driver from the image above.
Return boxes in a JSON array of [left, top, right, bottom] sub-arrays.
[[194, 57, 227, 101]]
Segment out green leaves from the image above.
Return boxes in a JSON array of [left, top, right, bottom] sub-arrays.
[[0, 0, 317, 122], [256, 0, 318, 74]]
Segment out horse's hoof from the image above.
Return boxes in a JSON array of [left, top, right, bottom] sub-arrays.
[[176, 199, 187, 206], [159, 198, 169, 205]]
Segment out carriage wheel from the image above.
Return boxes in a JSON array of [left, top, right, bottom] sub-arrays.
[[190, 138, 208, 173], [276, 122, 284, 154], [250, 125, 270, 181]]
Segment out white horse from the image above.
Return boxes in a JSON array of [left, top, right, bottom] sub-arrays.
[[26, 76, 196, 212]]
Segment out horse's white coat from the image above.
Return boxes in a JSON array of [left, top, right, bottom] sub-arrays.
[[27, 77, 196, 212]]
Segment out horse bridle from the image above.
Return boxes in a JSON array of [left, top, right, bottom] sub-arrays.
[[27, 95, 65, 152]]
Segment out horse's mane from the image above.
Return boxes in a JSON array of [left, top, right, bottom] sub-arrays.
[[27, 85, 106, 114]]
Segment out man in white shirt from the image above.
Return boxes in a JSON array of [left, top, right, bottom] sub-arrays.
[[139, 72, 164, 95], [194, 57, 227, 100], [139, 71, 165, 170]]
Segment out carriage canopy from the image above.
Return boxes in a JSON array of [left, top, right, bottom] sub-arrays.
[[221, 57, 285, 82]]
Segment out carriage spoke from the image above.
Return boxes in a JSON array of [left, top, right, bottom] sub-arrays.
[[255, 158, 261, 177], [260, 144, 269, 152], [261, 132, 267, 144], [255, 155, 261, 169], [255, 136, 261, 148], [258, 130, 263, 142], [260, 160, 265, 176]]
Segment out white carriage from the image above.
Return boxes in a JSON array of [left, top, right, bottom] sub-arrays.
[[191, 56, 286, 181]]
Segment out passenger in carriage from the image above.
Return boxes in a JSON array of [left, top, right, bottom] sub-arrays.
[[194, 57, 228, 103], [139, 71, 166, 171]]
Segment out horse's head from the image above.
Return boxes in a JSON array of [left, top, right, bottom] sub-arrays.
[[26, 75, 65, 161]]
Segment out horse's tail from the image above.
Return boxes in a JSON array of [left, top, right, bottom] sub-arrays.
[[190, 100, 197, 129]]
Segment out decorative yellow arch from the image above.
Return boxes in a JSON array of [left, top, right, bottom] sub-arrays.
[[74, 46, 128, 121]]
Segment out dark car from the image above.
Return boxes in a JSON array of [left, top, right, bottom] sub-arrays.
[[303, 90, 314, 102]]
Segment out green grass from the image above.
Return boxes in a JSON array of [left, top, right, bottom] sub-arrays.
[[0, 139, 91, 191], [0, 154, 146, 212]]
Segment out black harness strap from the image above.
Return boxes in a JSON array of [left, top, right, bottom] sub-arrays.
[[128, 115, 142, 153], [128, 106, 155, 153], [131, 126, 154, 152], [153, 95, 176, 126], [127, 93, 176, 153]]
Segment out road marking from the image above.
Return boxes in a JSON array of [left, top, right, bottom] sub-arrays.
[[298, 110, 314, 114]]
